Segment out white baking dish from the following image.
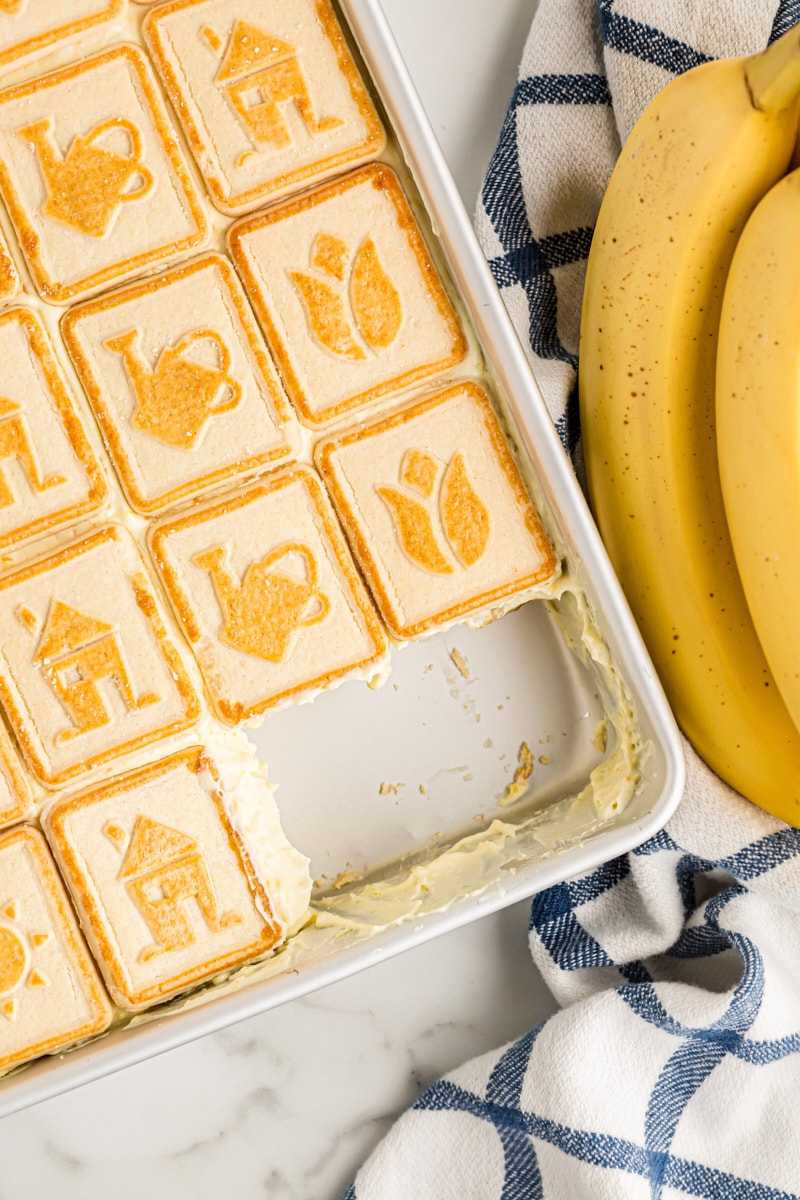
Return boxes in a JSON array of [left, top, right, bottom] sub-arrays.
[[0, 0, 684, 1117]]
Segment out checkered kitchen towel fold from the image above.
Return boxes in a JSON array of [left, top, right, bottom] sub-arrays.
[[342, 2, 800, 1196]]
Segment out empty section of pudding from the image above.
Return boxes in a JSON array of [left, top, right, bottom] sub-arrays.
[[0, 306, 108, 553], [0, 524, 200, 787], [149, 465, 389, 723], [61, 253, 300, 515], [0, 43, 208, 304], [228, 163, 467, 428], [0, 825, 112, 1075], [143, 0, 385, 215], [316, 382, 560, 639], [42, 747, 308, 1013]]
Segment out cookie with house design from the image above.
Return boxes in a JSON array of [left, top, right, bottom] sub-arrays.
[[143, 0, 385, 215], [0, 720, 32, 831], [149, 465, 388, 723], [316, 381, 559, 638], [0, 226, 17, 307], [228, 163, 467, 428], [0, 1, 126, 76], [0, 307, 107, 553], [42, 747, 283, 1012], [0, 825, 112, 1073], [61, 253, 299, 515], [0, 524, 200, 787], [0, 43, 208, 304]]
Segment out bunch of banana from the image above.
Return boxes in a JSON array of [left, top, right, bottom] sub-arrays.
[[717, 168, 800, 747], [578, 25, 800, 824]]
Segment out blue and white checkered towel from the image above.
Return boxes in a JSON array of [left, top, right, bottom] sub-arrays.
[[343, 1, 800, 1196]]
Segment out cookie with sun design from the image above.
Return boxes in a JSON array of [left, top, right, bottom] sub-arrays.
[[316, 381, 559, 639], [228, 163, 467, 428], [0, 825, 112, 1074], [43, 748, 284, 1012]]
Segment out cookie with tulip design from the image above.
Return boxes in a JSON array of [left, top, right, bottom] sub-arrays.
[[149, 465, 388, 722], [315, 381, 559, 638], [228, 163, 467, 428]]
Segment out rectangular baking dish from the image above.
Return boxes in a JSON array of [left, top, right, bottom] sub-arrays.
[[0, 0, 684, 1117]]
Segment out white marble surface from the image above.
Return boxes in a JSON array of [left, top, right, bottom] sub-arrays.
[[0, 1, 557, 1196]]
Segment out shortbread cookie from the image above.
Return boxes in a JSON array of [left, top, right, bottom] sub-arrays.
[[228, 163, 467, 428], [144, 0, 384, 215], [149, 466, 388, 723], [43, 748, 284, 1012], [0, 44, 208, 304], [0, 825, 112, 1074], [0, 721, 32, 831], [0, 307, 107, 553], [316, 382, 559, 639], [61, 253, 299, 515], [0, 524, 200, 787], [0, 227, 17, 307], [0, 0, 126, 76]]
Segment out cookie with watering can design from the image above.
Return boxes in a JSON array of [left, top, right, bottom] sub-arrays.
[[143, 0, 384, 215], [61, 253, 299, 515], [42, 747, 284, 1012], [228, 163, 467, 428], [0, 825, 112, 1074], [149, 465, 388, 722], [316, 381, 560, 639], [0, 44, 207, 304]]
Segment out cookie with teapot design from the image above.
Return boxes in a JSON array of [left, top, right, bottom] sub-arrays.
[[61, 253, 299, 514], [0, 44, 208, 304], [149, 465, 388, 722]]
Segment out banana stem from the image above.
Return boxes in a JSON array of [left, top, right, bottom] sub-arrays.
[[747, 24, 800, 112]]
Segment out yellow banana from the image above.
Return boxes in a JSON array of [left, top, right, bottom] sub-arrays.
[[717, 166, 800, 741], [579, 26, 800, 822]]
